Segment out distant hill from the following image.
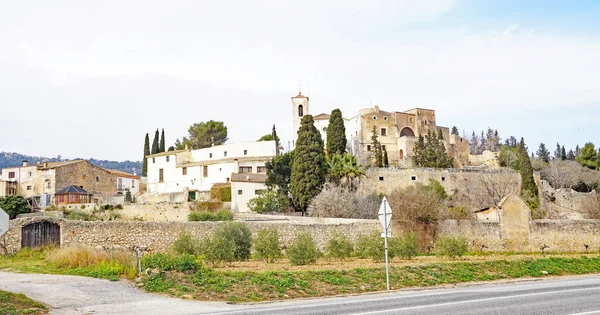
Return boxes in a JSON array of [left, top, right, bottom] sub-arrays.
[[0, 152, 142, 176]]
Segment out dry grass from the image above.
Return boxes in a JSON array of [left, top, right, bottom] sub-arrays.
[[47, 246, 135, 269]]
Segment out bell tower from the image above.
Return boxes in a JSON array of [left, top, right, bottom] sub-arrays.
[[291, 92, 309, 146]]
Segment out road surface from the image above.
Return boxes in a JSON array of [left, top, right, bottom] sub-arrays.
[[1, 271, 600, 314]]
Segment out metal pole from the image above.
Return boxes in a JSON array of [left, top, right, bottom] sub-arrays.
[[384, 201, 390, 291], [136, 248, 142, 274]]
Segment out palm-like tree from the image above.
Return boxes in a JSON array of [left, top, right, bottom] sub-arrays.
[[326, 154, 366, 190]]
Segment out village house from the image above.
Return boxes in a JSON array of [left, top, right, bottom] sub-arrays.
[[230, 173, 268, 213], [146, 141, 276, 201]]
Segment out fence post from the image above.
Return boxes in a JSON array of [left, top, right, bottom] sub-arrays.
[[136, 248, 142, 274]]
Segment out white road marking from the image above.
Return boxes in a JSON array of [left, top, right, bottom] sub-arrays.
[[570, 311, 600, 315], [353, 287, 600, 315]]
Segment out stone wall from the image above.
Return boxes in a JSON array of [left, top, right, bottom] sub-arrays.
[[54, 161, 117, 196]]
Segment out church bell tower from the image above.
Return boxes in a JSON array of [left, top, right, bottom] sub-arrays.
[[291, 92, 309, 146]]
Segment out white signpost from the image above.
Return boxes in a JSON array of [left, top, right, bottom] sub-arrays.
[[378, 196, 392, 291], [0, 207, 9, 238]]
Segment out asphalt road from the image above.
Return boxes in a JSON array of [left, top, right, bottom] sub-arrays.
[[2, 271, 600, 314]]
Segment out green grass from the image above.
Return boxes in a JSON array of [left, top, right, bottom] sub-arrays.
[[141, 256, 600, 302], [0, 290, 47, 315]]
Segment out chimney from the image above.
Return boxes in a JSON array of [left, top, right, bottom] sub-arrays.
[[22, 160, 28, 167]]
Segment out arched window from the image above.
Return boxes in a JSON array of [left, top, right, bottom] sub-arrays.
[[298, 105, 304, 117], [399, 149, 404, 159]]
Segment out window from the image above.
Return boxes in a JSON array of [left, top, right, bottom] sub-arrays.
[[203, 166, 208, 178], [182, 167, 187, 175], [238, 190, 243, 195], [373, 116, 377, 120], [382, 145, 386, 150], [69, 195, 76, 203], [381, 128, 387, 136], [384, 117, 388, 121], [367, 145, 371, 151], [244, 150, 248, 156], [166, 156, 170, 162], [57, 195, 64, 203], [257, 166, 266, 173], [379, 177, 384, 181], [152, 158, 155, 163], [28, 172, 32, 177], [26, 185, 32, 190], [132, 180, 135, 188], [96, 176, 99, 182], [239, 166, 252, 173], [8, 172, 15, 179], [224, 151, 228, 157], [411, 176, 417, 181], [298, 105, 304, 117], [159, 169, 164, 182], [441, 176, 446, 182], [209, 153, 213, 158]]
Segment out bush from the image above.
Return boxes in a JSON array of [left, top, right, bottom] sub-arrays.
[[173, 231, 200, 255], [214, 222, 252, 260], [445, 206, 471, 220], [188, 210, 233, 221], [253, 227, 282, 263], [210, 184, 232, 202], [308, 184, 381, 219], [436, 236, 468, 259], [142, 253, 202, 272], [355, 232, 385, 261], [388, 183, 444, 223], [247, 190, 288, 213], [191, 201, 225, 212], [287, 232, 320, 265], [0, 195, 31, 219], [198, 233, 236, 265], [325, 233, 354, 260], [389, 232, 419, 260], [64, 210, 97, 221]]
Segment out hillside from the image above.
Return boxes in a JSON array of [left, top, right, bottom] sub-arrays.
[[0, 152, 142, 176]]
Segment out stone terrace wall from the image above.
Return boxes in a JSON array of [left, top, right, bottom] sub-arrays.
[[2, 216, 379, 253]]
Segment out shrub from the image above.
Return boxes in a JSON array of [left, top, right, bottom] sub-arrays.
[[198, 233, 236, 265], [253, 227, 282, 263], [388, 183, 444, 223], [445, 206, 471, 220], [287, 232, 319, 265], [172, 231, 200, 255], [325, 233, 354, 260], [65, 211, 97, 221], [142, 253, 201, 272], [0, 195, 31, 219], [389, 232, 418, 260], [213, 222, 252, 260], [188, 210, 233, 221], [355, 232, 385, 261], [436, 236, 468, 259], [308, 184, 381, 219], [247, 190, 288, 213], [191, 201, 225, 212], [210, 184, 232, 202]]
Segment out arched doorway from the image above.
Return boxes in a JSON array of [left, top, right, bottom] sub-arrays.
[[400, 127, 415, 137], [21, 221, 60, 248], [399, 149, 404, 159]]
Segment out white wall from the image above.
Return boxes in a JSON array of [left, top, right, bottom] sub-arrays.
[[1, 165, 39, 198], [117, 177, 140, 195], [231, 181, 267, 213]]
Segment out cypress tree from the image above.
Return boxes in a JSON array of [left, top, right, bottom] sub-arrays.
[[413, 135, 426, 167], [370, 126, 381, 167], [326, 109, 347, 156], [151, 129, 159, 154], [383, 148, 389, 167], [160, 129, 166, 153], [536, 143, 550, 162], [290, 115, 325, 215], [272, 125, 280, 156], [519, 138, 539, 208], [561, 146, 567, 161], [142, 133, 150, 177]]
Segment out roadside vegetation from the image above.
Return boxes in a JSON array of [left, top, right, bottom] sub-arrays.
[[0, 290, 47, 315]]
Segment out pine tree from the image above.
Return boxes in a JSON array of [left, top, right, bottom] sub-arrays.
[[451, 126, 459, 136], [519, 138, 539, 209], [567, 149, 576, 161], [413, 135, 426, 167], [493, 130, 501, 151], [290, 115, 325, 215], [554, 143, 562, 160], [536, 143, 550, 162], [561, 146, 567, 161], [142, 133, 150, 176], [151, 129, 159, 154], [479, 130, 487, 153], [470, 131, 479, 154], [326, 109, 347, 156], [383, 148, 389, 167], [159, 129, 166, 153]]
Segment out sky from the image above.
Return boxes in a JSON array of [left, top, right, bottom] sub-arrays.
[[1, 0, 599, 161]]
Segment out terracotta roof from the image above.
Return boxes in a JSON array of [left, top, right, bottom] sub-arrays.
[[230, 173, 268, 183], [55, 185, 92, 195], [103, 168, 140, 179], [313, 113, 331, 120], [37, 160, 84, 170], [146, 149, 188, 158]]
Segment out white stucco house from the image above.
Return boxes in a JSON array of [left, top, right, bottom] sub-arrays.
[[230, 173, 268, 213], [146, 141, 276, 201]]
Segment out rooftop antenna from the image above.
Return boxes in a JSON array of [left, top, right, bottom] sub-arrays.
[[298, 81, 302, 94]]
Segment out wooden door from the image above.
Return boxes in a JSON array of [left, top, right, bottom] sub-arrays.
[[21, 221, 60, 248]]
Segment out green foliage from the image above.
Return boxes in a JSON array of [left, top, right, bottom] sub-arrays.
[[188, 210, 233, 221], [383, 148, 389, 167], [210, 185, 231, 202], [173, 231, 200, 255], [191, 201, 225, 211], [247, 190, 288, 213], [576, 143, 599, 170], [151, 129, 160, 155], [143, 133, 150, 176], [436, 236, 468, 259], [326, 109, 347, 156], [253, 227, 282, 263], [412, 130, 453, 168], [498, 145, 521, 169], [0, 195, 30, 219], [519, 138, 539, 210], [291, 115, 325, 214], [198, 233, 236, 265], [142, 253, 202, 272], [325, 232, 354, 260], [175, 120, 228, 150], [0, 290, 47, 315], [451, 126, 459, 136], [446, 206, 471, 219], [258, 133, 281, 143], [265, 151, 294, 196], [124, 188, 132, 203], [419, 178, 447, 200], [213, 222, 252, 260], [370, 126, 383, 167], [325, 154, 365, 190], [388, 179, 446, 223], [389, 232, 419, 260], [287, 232, 320, 265], [64, 210, 97, 221], [536, 143, 550, 162], [159, 129, 166, 153], [355, 232, 385, 261]]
